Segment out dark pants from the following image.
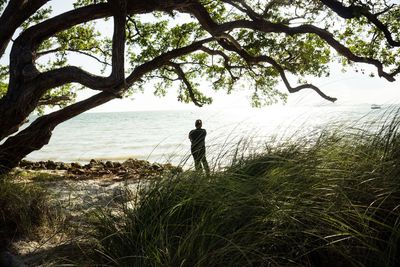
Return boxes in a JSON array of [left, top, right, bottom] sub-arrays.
[[191, 146, 210, 175]]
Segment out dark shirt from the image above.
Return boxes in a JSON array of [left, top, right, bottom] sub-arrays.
[[189, 128, 207, 150]]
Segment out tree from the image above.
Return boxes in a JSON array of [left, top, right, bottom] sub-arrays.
[[0, 0, 399, 174]]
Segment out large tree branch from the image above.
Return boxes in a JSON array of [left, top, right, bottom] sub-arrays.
[[109, 0, 127, 86], [31, 37, 214, 96], [12, 0, 194, 64], [183, 2, 337, 102], [222, 0, 262, 21], [8, 0, 169, 89], [34, 66, 113, 91], [7, 0, 199, 105], [41, 92, 116, 126], [200, 46, 230, 63], [125, 37, 214, 85], [320, 0, 400, 47], [0, 0, 49, 57], [184, 2, 399, 82], [37, 47, 111, 66], [260, 23, 397, 81], [0, 91, 116, 172]]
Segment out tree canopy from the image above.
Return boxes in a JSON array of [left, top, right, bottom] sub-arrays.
[[0, 0, 399, 173]]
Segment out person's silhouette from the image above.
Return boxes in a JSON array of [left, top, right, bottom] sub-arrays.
[[189, 119, 210, 175]]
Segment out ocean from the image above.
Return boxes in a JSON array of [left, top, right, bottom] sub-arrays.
[[25, 104, 396, 168]]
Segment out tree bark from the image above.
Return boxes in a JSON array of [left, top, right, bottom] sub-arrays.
[[0, 92, 115, 174], [0, 0, 49, 57]]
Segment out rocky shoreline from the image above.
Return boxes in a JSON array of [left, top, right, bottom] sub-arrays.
[[18, 158, 182, 180]]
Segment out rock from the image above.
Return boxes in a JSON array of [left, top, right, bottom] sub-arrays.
[[89, 159, 99, 166], [122, 158, 139, 168], [105, 161, 114, 168], [45, 160, 57, 170], [32, 162, 42, 170], [18, 160, 30, 168], [16, 157, 179, 182], [71, 162, 82, 169], [59, 162, 70, 170]]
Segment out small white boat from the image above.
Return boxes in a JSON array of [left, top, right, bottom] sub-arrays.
[[371, 104, 381, 109]]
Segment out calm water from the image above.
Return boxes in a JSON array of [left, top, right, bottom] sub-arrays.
[[25, 104, 396, 168]]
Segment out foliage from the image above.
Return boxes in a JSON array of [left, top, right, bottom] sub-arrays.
[[73, 0, 108, 8], [20, 6, 52, 30], [46, 22, 110, 71], [93, 112, 400, 266], [0, 65, 7, 98], [339, 16, 400, 71], [2, 0, 400, 109]]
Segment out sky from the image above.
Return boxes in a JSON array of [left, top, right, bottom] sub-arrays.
[[84, 64, 400, 112], [2, 1, 400, 113]]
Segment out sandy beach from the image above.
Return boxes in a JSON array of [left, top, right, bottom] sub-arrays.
[[5, 159, 181, 266]]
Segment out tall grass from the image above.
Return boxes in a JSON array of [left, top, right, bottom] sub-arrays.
[[93, 112, 400, 267], [0, 176, 50, 249]]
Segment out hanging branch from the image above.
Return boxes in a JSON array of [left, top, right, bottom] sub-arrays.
[[184, 1, 399, 82], [218, 37, 337, 102], [168, 61, 203, 107], [320, 0, 400, 47], [200, 46, 239, 81]]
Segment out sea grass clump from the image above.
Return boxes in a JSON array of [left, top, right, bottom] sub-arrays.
[[93, 115, 400, 266]]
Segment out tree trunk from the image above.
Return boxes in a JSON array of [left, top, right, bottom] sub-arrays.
[[0, 117, 54, 174], [0, 88, 43, 142], [0, 91, 115, 174]]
